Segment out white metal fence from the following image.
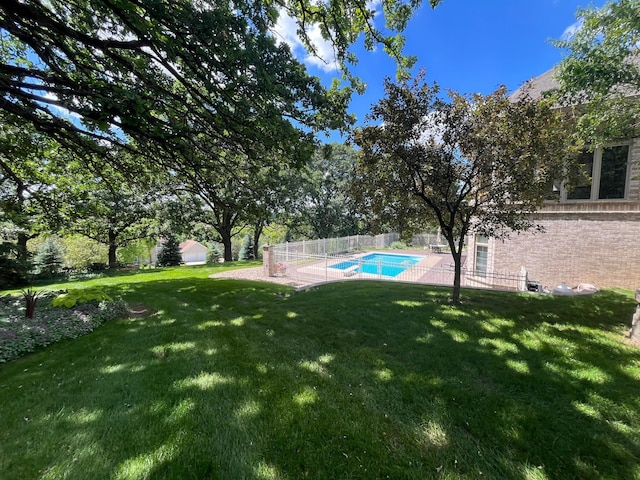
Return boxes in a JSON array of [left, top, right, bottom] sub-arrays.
[[274, 233, 398, 258], [273, 233, 448, 257], [270, 234, 525, 292]]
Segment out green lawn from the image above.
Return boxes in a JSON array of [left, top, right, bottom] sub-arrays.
[[1, 265, 639, 479]]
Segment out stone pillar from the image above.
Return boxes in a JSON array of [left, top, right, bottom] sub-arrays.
[[263, 245, 275, 277]]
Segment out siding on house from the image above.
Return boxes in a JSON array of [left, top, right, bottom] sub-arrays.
[[467, 139, 640, 290]]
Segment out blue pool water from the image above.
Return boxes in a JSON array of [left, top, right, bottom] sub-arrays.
[[332, 253, 424, 277]]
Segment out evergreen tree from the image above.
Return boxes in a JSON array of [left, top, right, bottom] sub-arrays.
[[157, 234, 183, 267], [34, 236, 64, 277], [0, 242, 30, 288], [207, 243, 223, 264], [238, 234, 255, 261]]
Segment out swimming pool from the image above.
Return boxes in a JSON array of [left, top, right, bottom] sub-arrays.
[[331, 253, 424, 278]]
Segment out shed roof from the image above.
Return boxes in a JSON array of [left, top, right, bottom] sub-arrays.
[[179, 240, 207, 253]]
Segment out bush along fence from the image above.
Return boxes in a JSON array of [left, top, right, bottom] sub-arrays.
[[263, 233, 527, 292]]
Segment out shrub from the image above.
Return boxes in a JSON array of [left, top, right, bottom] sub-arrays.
[[117, 238, 155, 265], [87, 262, 109, 272], [207, 243, 223, 264], [21, 287, 44, 319], [52, 288, 112, 308], [62, 235, 109, 271], [0, 292, 128, 363], [390, 241, 408, 249]]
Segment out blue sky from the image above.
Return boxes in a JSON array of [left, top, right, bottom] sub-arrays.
[[276, 0, 608, 142]]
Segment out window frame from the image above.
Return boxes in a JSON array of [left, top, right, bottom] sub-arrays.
[[560, 143, 632, 202], [474, 235, 489, 277]]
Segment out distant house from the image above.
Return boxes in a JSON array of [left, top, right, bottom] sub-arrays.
[[179, 240, 208, 264], [466, 66, 640, 291], [150, 239, 208, 265], [180, 240, 208, 263]]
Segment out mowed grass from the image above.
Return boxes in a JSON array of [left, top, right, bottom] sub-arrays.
[[1, 265, 639, 479]]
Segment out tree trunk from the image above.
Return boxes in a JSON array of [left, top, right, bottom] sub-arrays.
[[252, 222, 264, 259], [16, 233, 29, 261], [108, 229, 118, 267], [445, 232, 464, 304], [108, 244, 117, 268], [221, 233, 233, 262], [451, 249, 463, 304], [630, 305, 640, 345]]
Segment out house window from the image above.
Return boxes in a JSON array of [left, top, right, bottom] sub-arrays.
[[474, 235, 489, 277], [567, 151, 594, 200], [599, 145, 629, 199], [565, 145, 630, 201]]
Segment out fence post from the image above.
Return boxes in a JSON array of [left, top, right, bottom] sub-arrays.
[[325, 254, 328, 282], [263, 245, 275, 277]]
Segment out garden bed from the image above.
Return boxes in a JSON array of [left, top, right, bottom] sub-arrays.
[[0, 291, 128, 363]]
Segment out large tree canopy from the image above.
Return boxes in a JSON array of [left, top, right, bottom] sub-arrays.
[[353, 74, 575, 303], [51, 149, 160, 267], [554, 0, 640, 144], [291, 144, 365, 239], [0, 111, 63, 257], [0, 0, 442, 167], [0, 0, 355, 166]]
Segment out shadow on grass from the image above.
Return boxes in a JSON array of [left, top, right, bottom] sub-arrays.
[[1, 278, 638, 479]]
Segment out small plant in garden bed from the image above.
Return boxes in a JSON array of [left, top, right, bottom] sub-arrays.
[[0, 291, 128, 363], [20, 287, 45, 318], [52, 287, 112, 308]]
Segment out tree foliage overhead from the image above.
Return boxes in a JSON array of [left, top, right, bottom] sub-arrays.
[[0, 0, 357, 165], [0, 0, 443, 165], [353, 73, 575, 302], [554, 0, 640, 144], [280, 0, 442, 80]]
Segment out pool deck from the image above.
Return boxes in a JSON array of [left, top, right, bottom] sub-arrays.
[[209, 249, 466, 289]]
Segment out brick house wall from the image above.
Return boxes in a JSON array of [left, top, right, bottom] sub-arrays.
[[467, 139, 640, 290]]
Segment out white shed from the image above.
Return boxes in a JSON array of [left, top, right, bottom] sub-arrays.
[[179, 240, 208, 264]]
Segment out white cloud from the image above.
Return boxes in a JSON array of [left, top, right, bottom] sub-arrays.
[[561, 19, 583, 41], [272, 9, 340, 73], [366, 0, 382, 18]]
